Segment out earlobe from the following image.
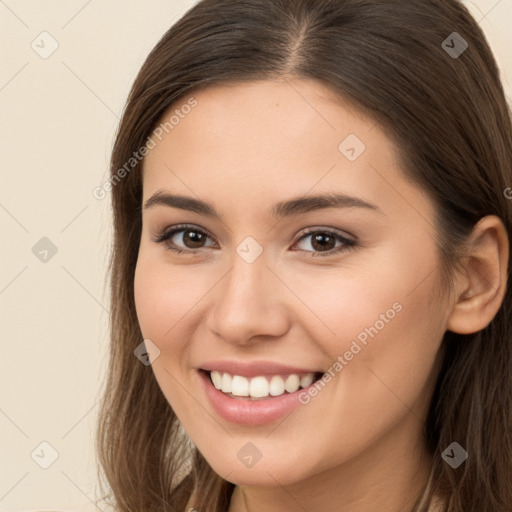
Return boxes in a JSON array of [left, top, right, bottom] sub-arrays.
[[446, 215, 509, 335]]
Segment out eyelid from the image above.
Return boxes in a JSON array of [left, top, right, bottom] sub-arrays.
[[295, 225, 355, 242]]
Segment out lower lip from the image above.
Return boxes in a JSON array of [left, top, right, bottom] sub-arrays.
[[198, 370, 318, 426]]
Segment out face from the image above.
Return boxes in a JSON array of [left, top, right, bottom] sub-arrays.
[[134, 78, 451, 488]]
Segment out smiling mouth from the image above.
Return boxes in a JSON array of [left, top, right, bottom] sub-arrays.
[[201, 369, 324, 400]]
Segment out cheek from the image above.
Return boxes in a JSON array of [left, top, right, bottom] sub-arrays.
[[133, 251, 199, 412], [304, 240, 444, 372], [274, 294, 444, 483], [291, 262, 444, 456], [318, 280, 444, 437], [134, 250, 202, 340], [326, 264, 443, 393], [133, 260, 166, 339], [276, 263, 406, 358]]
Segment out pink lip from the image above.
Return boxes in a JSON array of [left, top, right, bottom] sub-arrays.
[[199, 359, 321, 378], [198, 369, 321, 426]]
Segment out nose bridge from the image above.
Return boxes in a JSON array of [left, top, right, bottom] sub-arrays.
[[207, 245, 289, 344]]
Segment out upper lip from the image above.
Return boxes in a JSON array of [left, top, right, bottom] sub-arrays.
[[199, 360, 323, 378]]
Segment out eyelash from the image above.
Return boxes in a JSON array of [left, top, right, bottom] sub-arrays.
[[153, 223, 357, 258]]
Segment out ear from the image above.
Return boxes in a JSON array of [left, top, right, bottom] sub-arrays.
[[446, 215, 509, 335]]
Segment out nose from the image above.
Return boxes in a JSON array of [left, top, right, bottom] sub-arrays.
[[205, 251, 291, 346]]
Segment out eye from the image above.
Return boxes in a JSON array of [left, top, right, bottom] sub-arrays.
[[153, 224, 216, 254], [153, 224, 357, 257], [291, 228, 356, 257]]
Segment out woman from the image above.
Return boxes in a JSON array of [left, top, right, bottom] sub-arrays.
[[95, 1, 512, 510]]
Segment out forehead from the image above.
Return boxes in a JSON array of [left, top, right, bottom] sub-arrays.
[[141, 78, 433, 223], [144, 79, 383, 178], [148, 78, 377, 156]]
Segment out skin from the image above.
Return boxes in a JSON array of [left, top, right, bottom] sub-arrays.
[[133, 78, 509, 512]]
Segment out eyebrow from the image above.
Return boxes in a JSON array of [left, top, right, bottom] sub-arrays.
[[143, 190, 384, 219]]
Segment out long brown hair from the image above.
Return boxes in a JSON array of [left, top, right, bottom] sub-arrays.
[[95, 1, 512, 510]]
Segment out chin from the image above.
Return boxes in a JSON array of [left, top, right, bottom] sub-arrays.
[[208, 456, 311, 487]]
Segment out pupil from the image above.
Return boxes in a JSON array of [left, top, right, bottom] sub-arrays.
[[312, 233, 334, 251], [184, 230, 204, 248]]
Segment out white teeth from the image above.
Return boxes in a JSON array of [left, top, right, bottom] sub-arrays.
[[221, 372, 232, 393], [231, 375, 249, 396], [211, 370, 222, 390], [300, 373, 314, 388], [284, 374, 300, 393], [249, 376, 269, 398], [209, 371, 318, 398], [269, 375, 285, 396]]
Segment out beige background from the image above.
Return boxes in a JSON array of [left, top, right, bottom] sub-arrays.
[[0, 1, 511, 511]]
